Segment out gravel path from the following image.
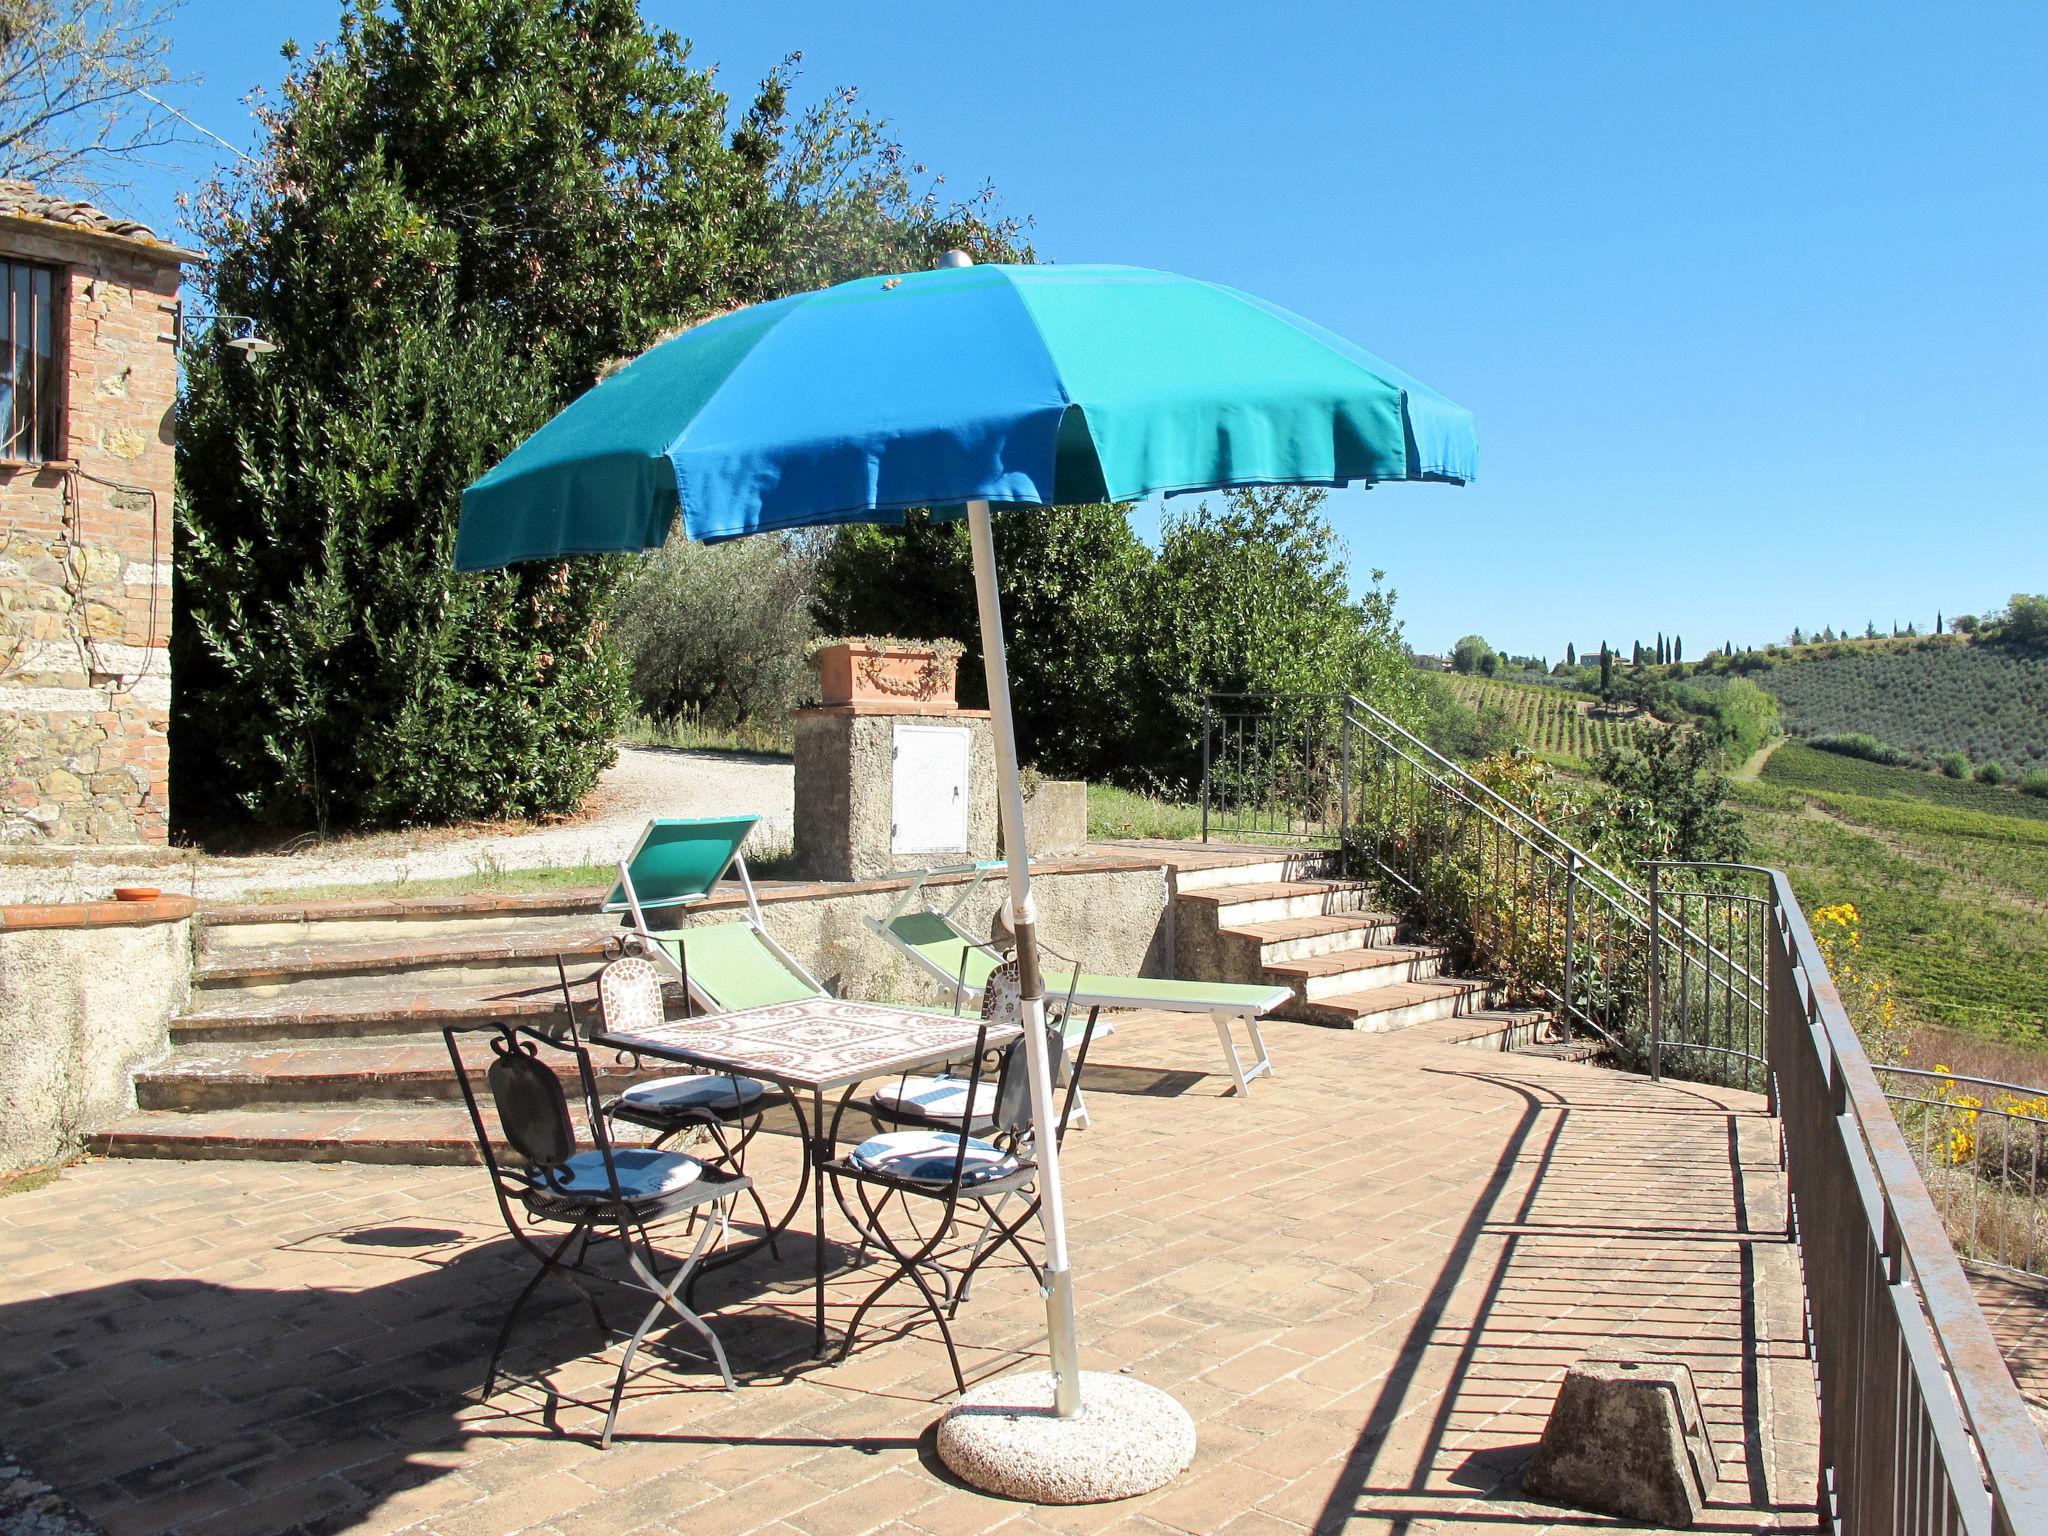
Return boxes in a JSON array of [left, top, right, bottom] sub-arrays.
[[0, 747, 793, 905]]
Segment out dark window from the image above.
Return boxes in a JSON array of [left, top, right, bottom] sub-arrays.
[[0, 260, 61, 462]]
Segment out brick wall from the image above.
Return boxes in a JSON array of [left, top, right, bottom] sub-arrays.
[[0, 219, 187, 846]]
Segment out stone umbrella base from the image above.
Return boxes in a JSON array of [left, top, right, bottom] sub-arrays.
[[935, 1371, 1197, 1504]]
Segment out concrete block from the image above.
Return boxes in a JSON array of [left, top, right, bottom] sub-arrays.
[[1011, 778, 1087, 858], [1523, 1358, 1719, 1528]]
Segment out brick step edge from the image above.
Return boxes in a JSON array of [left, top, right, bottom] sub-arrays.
[[89, 1108, 491, 1166], [173, 985, 578, 1042], [1291, 976, 1499, 1030], [134, 1049, 686, 1111], [194, 925, 618, 984]]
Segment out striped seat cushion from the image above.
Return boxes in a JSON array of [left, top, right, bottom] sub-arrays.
[[616, 1074, 766, 1115], [868, 1074, 995, 1122], [849, 1130, 1020, 1187], [543, 1147, 703, 1200]]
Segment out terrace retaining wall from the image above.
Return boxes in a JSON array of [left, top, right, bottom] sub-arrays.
[[0, 896, 190, 1171]]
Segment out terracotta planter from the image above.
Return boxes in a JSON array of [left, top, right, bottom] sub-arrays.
[[813, 642, 960, 707]]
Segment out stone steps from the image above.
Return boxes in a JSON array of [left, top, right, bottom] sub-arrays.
[[1264, 942, 1450, 1005], [1220, 911, 1403, 966], [1297, 976, 1500, 1032], [91, 848, 1567, 1166], [192, 920, 617, 997], [173, 976, 581, 1043], [89, 1104, 490, 1164], [131, 1034, 675, 1112], [1172, 868, 1513, 1035], [1176, 878, 1380, 929]]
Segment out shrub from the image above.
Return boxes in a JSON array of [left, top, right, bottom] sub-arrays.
[[1976, 760, 2009, 786], [1937, 751, 1971, 779], [2021, 771, 2048, 799], [1589, 725, 1746, 866], [1809, 732, 1913, 767], [614, 533, 824, 729], [1418, 676, 1520, 761]]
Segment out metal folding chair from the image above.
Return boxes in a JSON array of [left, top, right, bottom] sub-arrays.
[[445, 1018, 751, 1447], [586, 954, 787, 1254], [823, 1009, 1098, 1395]]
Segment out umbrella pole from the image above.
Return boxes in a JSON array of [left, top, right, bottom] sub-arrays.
[[965, 496, 1083, 1419]]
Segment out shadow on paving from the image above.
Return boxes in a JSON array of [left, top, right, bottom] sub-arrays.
[[1313, 1066, 1822, 1535], [0, 1217, 938, 1536]]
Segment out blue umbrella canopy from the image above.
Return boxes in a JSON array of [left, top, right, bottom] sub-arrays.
[[454, 262, 1474, 569]]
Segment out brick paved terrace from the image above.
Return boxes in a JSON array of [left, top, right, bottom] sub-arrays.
[[0, 1011, 1822, 1536]]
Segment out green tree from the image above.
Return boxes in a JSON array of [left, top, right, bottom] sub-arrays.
[[1591, 726, 1745, 866], [1565, 642, 1576, 668], [1451, 634, 1494, 674], [1126, 488, 1418, 792], [1994, 593, 2048, 652], [1598, 643, 1613, 698], [175, 0, 1024, 832], [614, 532, 824, 729]]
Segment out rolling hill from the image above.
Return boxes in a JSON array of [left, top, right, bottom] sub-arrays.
[[1699, 636, 2048, 772]]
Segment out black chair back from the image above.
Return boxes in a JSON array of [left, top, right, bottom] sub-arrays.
[[487, 1035, 577, 1175], [447, 1021, 626, 1206], [991, 1026, 1058, 1140]]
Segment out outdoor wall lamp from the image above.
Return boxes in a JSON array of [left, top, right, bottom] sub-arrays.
[[164, 299, 276, 356]]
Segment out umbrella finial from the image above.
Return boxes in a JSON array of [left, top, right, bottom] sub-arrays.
[[936, 250, 973, 269]]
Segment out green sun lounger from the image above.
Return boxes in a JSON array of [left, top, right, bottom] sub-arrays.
[[865, 863, 1290, 1099], [605, 816, 826, 1012]]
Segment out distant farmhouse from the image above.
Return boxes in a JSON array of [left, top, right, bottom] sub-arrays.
[[0, 181, 197, 846]]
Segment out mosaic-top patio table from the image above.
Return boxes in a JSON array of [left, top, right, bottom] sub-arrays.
[[592, 994, 1018, 1354]]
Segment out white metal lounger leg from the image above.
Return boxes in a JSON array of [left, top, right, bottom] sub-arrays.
[[1212, 1009, 1252, 1098], [1245, 1012, 1276, 1082], [1211, 1009, 1276, 1099]]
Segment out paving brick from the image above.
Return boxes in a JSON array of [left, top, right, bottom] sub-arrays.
[[0, 1013, 1826, 1534]]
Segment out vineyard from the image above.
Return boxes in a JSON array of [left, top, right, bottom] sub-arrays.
[[1715, 639, 2048, 772], [1441, 675, 1657, 760], [1740, 744, 2048, 1048]]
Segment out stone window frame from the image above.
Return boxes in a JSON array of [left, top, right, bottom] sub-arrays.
[[0, 255, 67, 467]]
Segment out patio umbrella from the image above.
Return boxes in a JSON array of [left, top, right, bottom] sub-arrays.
[[455, 257, 1476, 1424]]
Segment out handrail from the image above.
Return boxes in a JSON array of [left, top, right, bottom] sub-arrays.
[[1764, 864, 2048, 1533], [1339, 695, 1766, 1025], [1877, 1063, 2048, 1102], [1339, 691, 1643, 895]]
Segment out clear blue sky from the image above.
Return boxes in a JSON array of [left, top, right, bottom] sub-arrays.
[[126, 2, 2045, 661]]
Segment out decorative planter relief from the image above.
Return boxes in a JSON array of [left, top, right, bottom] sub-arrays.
[[812, 638, 963, 708]]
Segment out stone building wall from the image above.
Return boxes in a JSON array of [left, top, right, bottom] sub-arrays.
[[0, 196, 192, 846]]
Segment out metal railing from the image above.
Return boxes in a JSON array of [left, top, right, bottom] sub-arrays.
[[1203, 691, 1766, 1084], [1878, 1065, 2048, 1276], [1767, 872, 2048, 1534], [1200, 692, 1352, 844], [1199, 690, 2048, 1531]]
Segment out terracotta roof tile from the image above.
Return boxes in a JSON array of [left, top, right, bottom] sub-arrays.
[[0, 178, 163, 243]]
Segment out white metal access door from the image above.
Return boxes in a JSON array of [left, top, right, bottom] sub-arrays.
[[892, 723, 971, 855]]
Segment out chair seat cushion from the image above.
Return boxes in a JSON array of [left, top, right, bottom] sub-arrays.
[[868, 1074, 995, 1122], [616, 1074, 767, 1116], [849, 1130, 1020, 1187], [546, 1147, 703, 1200]]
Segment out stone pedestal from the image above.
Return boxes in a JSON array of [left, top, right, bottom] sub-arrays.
[[791, 701, 996, 881], [1524, 1358, 1720, 1528]]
